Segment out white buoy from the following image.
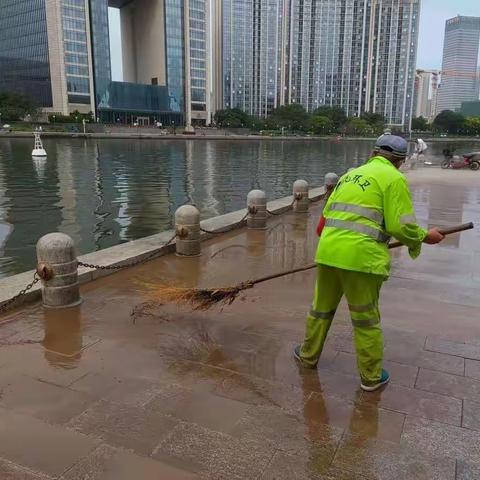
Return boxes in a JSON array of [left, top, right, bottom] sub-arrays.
[[32, 130, 47, 158]]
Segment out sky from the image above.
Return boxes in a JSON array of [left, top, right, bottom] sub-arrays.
[[417, 0, 479, 70], [109, 0, 480, 81]]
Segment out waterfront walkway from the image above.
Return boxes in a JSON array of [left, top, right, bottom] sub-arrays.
[[1, 168, 480, 479]]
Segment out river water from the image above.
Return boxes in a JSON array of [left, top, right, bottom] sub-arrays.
[[0, 136, 479, 278]]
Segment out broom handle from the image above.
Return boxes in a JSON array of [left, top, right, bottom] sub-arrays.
[[387, 222, 474, 249], [250, 222, 474, 287]]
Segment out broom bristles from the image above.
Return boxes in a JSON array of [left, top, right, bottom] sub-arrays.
[[146, 282, 253, 311]]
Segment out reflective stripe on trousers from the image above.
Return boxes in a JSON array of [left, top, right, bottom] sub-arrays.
[[348, 302, 380, 327], [309, 309, 336, 320]]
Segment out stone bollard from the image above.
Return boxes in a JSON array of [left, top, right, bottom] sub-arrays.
[[293, 179, 309, 213], [323, 172, 339, 202], [324, 172, 339, 189], [36, 233, 81, 308], [175, 205, 201, 256], [247, 190, 267, 229]]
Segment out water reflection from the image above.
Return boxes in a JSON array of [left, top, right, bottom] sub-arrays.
[[0, 137, 479, 278], [42, 307, 83, 369]]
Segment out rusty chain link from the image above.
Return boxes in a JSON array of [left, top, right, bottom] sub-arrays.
[[0, 186, 336, 317], [77, 232, 177, 271], [0, 273, 40, 315], [199, 211, 249, 235]]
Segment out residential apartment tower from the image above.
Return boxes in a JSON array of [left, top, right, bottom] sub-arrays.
[[221, 0, 421, 130]]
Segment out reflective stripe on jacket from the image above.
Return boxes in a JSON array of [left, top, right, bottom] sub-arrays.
[[315, 156, 427, 276]]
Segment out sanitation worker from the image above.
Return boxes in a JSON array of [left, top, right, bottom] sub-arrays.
[[294, 135, 445, 391]]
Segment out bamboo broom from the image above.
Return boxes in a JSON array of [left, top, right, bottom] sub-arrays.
[[142, 222, 474, 312]]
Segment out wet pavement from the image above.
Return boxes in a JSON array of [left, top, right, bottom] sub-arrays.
[[1, 168, 480, 479]]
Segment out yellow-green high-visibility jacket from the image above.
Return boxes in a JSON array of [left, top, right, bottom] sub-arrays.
[[316, 155, 427, 277]]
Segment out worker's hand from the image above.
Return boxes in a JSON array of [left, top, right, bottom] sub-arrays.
[[424, 228, 445, 244]]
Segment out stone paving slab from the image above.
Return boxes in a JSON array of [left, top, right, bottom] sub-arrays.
[[147, 389, 250, 435], [304, 393, 406, 443], [230, 404, 344, 455], [212, 371, 312, 413], [0, 459, 50, 480], [325, 351, 419, 387], [0, 373, 94, 425], [154, 422, 275, 480], [60, 443, 199, 480], [462, 399, 480, 431], [465, 359, 480, 380], [425, 337, 480, 361], [456, 460, 480, 480], [0, 407, 98, 478], [0, 169, 480, 478], [361, 383, 463, 426], [69, 372, 179, 407], [261, 452, 371, 480], [67, 399, 179, 456], [402, 416, 480, 465], [334, 432, 456, 480], [416, 368, 480, 402]]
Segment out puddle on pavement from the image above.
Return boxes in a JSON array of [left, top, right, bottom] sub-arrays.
[[0, 169, 479, 391]]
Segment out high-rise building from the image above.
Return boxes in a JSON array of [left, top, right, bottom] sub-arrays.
[[0, 0, 211, 125], [0, 0, 97, 115], [436, 16, 480, 114], [0, 1, 53, 109], [221, 0, 420, 130], [413, 69, 439, 121]]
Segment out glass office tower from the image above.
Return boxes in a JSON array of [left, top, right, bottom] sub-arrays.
[[437, 16, 480, 114], [0, 0, 53, 108], [88, 0, 111, 111], [165, 0, 185, 113], [189, 0, 209, 118], [62, 0, 92, 105]]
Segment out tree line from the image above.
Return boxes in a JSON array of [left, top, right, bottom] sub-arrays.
[[412, 110, 480, 136], [214, 105, 387, 135], [2, 90, 479, 136], [216, 106, 480, 137], [0, 91, 94, 123]]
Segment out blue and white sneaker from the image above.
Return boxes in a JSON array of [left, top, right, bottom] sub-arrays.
[[293, 345, 317, 369], [360, 369, 390, 392], [293, 345, 303, 363]]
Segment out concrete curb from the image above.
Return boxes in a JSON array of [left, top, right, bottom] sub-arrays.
[[2, 132, 480, 142], [0, 186, 325, 312]]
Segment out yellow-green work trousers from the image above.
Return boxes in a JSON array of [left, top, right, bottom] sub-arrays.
[[300, 264, 385, 385]]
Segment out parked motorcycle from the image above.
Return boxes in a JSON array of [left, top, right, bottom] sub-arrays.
[[441, 152, 480, 171]]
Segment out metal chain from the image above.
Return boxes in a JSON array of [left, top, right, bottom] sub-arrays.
[[0, 273, 40, 315], [78, 232, 177, 271], [199, 211, 249, 235]]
